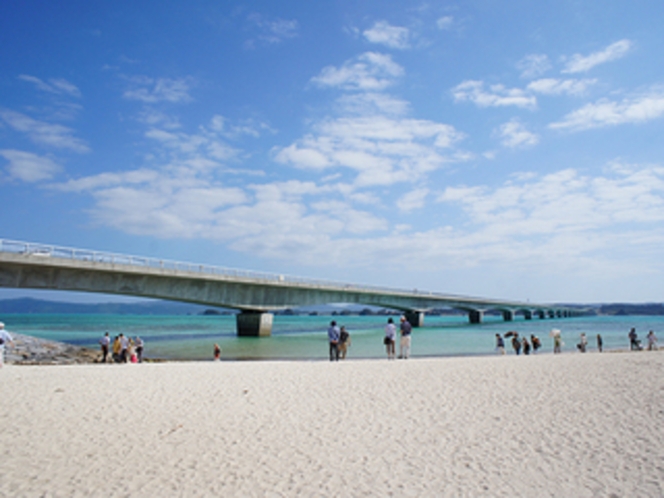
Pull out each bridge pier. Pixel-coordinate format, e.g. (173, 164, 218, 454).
(537, 310, 546, 319)
(469, 310, 483, 324)
(404, 311, 424, 327)
(523, 310, 533, 320)
(236, 311, 273, 337)
(502, 310, 515, 322)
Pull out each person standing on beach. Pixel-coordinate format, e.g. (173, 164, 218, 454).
(495, 333, 506, 355)
(551, 330, 562, 354)
(99, 332, 110, 363)
(511, 334, 521, 355)
(119, 333, 129, 363)
(213, 343, 221, 361)
(522, 336, 531, 355)
(338, 326, 351, 360)
(135, 336, 144, 363)
(328, 321, 340, 361)
(399, 316, 412, 359)
(384, 318, 397, 359)
(647, 331, 658, 351)
(577, 333, 588, 353)
(0, 322, 14, 368)
(628, 328, 640, 351)
(531, 334, 541, 353)
(597, 334, 603, 352)
(553, 335, 562, 353)
(112, 336, 122, 363)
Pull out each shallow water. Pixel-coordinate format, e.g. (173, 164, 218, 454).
(2, 313, 662, 361)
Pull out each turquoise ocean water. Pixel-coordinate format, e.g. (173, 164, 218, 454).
(2, 313, 663, 361)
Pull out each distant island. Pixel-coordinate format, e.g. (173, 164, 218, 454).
(0, 297, 663, 316)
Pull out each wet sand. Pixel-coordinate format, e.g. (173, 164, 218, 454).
(1, 352, 662, 496)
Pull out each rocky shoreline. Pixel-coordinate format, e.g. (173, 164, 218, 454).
(4, 333, 100, 365)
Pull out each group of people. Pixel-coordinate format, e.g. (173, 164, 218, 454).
(495, 332, 543, 355)
(496, 327, 659, 355)
(99, 332, 144, 363)
(327, 315, 414, 361)
(326, 321, 352, 361)
(383, 316, 412, 360)
(628, 328, 658, 351)
(497, 330, 601, 355)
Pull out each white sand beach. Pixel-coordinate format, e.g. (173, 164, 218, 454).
(1, 352, 663, 497)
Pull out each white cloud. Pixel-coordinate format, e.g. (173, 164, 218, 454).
(517, 54, 551, 79)
(56, 168, 161, 192)
(422, 165, 664, 274)
(0, 110, 89, 153)
(273, 115, 464, 187)
(0, 149, 61, 182)
(550, 87, 664, 131)
(436, 16, 454, 30)
(310, 199, 387, 233)
(526, 78, 596, 96)
(336, 92, 410, 116)
(363, 21, 410, 49)
(247, 14, 298, 44)
(208, 115, 272, 139)
(123, 76, 194, 103)
(437, 166, 664, 231)
(141, 114, 257, 163)
(496, 120, 539, 148)
(137, 109, 182, 130)
(397, 188, 429, 212)
(244, 165, 664, 273)
(311, 52, 404, 91)
(452, 80, 537, 109)
(54, 166, 249, 238)
(18, 75, 82, 98)
(562, 39, 632, 74)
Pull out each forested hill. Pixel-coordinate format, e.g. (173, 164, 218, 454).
(597, 303, 664, 316)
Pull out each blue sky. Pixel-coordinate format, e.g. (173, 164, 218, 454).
(1, 0, 663, 304)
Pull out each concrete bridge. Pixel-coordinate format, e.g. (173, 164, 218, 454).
(0, 239, 580, 336)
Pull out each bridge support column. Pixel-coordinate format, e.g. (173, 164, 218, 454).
(502, 310, 515, 322)
(537, 310, 546, 319)
(469, 310, 483, 324)
(524, 310, 533, 320)
(236, 311, 273, 337)
(404, 311, 424, 328)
